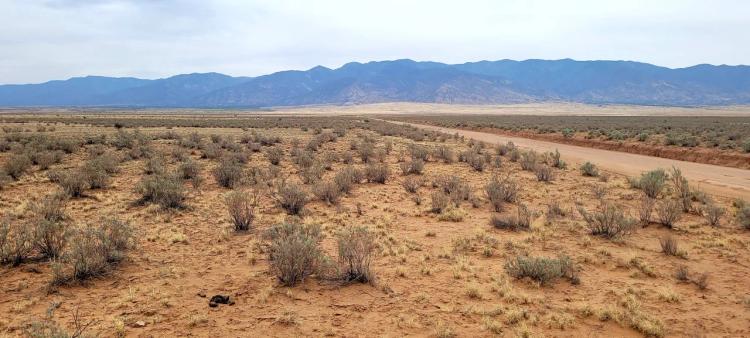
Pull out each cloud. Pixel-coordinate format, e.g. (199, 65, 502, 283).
(0, 0, 748, 84)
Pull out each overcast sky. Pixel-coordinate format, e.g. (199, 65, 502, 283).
(1, 0, 748, 84)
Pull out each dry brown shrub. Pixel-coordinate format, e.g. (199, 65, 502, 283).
(225, 190, 258, 231)
(337, 226, 376, 283)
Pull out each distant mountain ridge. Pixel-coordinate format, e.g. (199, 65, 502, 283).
(1, 59, 749, 107)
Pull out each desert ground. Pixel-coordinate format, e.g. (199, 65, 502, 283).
(389, 121, 750, 199)
(1, 111, 749, 338)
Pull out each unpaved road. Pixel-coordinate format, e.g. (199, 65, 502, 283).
(391, 121, 750, 199)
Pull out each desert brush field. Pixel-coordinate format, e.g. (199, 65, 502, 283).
(0, 113, 749, 337)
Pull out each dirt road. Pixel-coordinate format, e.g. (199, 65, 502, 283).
(392, 121, 750, 199)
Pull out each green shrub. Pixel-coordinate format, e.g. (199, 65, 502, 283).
(267, 222, 323, 286)
(580, 162, 599, 177)
(136, 173, 185, 209)
(51, 217, 135, 285)
(638, 169, 668, 198)
(547, 149, 566, 169)
(275, 181, 308, 215)
(485, 176, 519, 211)
(3, 154, 32, 180)
(178, 159, 201, 180)
(578, 203, 636, 239)
(655, 199, 682, 228)
(333, 166, 362, 194)
(520, 151, 538, 171)
(505, 255, 579, 285)
(742, 139, 750, 153)
(80, 161, 109, 189)
(213, 158, 244, 188)
(88, 152, 120, 174)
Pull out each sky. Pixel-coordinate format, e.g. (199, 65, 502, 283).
(1, 0, 748, 84)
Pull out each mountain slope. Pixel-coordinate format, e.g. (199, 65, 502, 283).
(1, 59, 749, 107)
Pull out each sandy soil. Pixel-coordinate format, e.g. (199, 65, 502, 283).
(392, 121, 750, 200)
(1, 121, 749, 338)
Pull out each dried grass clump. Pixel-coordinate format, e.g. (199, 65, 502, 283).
(30, 194, 69, 259)
(275, 181, 308, 215)
(638, 196, 656, 225)
(671, 167, 691, 212)
(438, 207, 467, 222)
(0, 218, 34, 266)
(534, 164, 555, 182)
(659, 235, 686, 258)
(80, 160, 110, 189)
(655, 199, 682, 228)
(519, 151, 538, 171)
(51, 217, 136, 285)
(266, 222, 324, 286)
(578, 203, 636, 239)
(408, 143, 430, 162)
(265, 146, 284, 165)
(365, 163, 390, 184)
(433, 145, 455, 163)
(4, 154, 32, 180)
(736, 206, 750, 230)
(178, 159, 201, 180)
(136, 173, 186, 209)
(402, 176, 422, 193)
(213, 158, 244, 188)
(337, 226, 376, 283)
(485, 176, 519, 212)
(333, 166, 363, 194)
(399, 159, 424, 175)
(505, 255, 579, 285)
(490, 204, 532, 231)
(144, 154, 166, 175)
(430, 191, 451, 214)
(225, 190, 257, 231)
(312, 180, 342, 205)
(466, 152, 486, 172)
(57, 170, 88, 198)
(703, 202, 724, 227)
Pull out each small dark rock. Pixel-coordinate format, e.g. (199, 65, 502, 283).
(209, 294, 232, 307)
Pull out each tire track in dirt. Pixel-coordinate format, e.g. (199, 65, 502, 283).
(389, 120, 750, 199)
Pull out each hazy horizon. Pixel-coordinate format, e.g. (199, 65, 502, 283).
(2, 0, 749, 84)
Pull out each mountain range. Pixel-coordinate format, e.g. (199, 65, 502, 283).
(2, 59, 749, 107)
